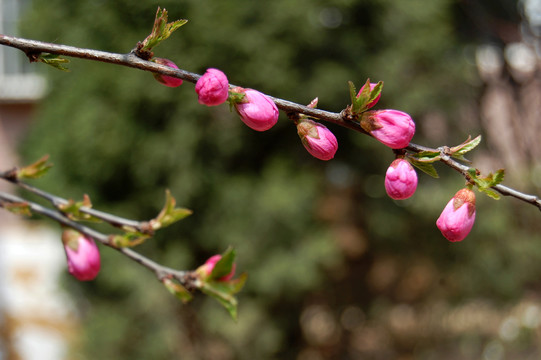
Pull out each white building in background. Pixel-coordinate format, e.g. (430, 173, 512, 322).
(0, 0, 76, 359)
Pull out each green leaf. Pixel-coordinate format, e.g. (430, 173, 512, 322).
(38, 53, 70, 71)
(451, 135, 482, 156)
(410, 150, 441, 163)
(200, 273, 247, 321)
(478, 187, 501, 200)
(57, 194, 101, 222)
(348, 80, 358, 111)
(492, 169, 505, 185)
(140, 7, 188, 53)
(162, 277, 193, 304)
(409, 158, 439, 178)
(368, 81, 383, 106)
(2, 202, 32, 217)
(109, 231, 151, 247)
(17, 155, 53, 179)
(150, 189, 192, 230)
(209, 247, 236, 280)
(468, 168, 505, 200)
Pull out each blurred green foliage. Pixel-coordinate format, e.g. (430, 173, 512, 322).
(18, 0, 541, 359)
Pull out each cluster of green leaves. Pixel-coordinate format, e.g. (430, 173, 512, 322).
(347, 79, 383, 114)
(409, 135, 482, 179)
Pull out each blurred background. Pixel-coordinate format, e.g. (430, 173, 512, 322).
(1, 0, 541, 359)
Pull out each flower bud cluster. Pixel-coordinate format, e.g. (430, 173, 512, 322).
(152, 63, 478, 243)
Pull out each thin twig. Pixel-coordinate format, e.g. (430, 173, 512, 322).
(8, 177, 150, 231)
(0, 190, 190, 282)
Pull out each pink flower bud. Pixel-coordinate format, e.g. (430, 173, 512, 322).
(233, 88, 279, 131)
(204, 255, 236, 281)
(62, 229, 101, 281)
(195, 68, 229, 106)
(384, 158, 417, 200)
(297, 119, 338, 161)
(152, 58, 183, 88)
(358, 82, 381, 110)
(361, 110, 415, 149)
(436, 188, 476, 242)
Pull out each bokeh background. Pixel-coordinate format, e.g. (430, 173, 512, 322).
(1, 0, 541, 359)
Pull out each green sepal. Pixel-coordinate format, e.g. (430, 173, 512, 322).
(227, 89, 246, 112)
(57, 194, 101, 222)
(140, 7, 188, 53)
(3, 202, 32, 217)
(409, 157, 439, 178)
(109, 231, 151, 248)
(200, 272, 248, 321)
(162, 277, 194, 304)
(150, 189, 192, 230)
(450, 135, 482, 158)
(17, 155, 53, 179)
(37, 54, 70, 71)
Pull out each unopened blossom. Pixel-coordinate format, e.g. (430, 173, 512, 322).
(358, 82, 381, 110)
(384, 158, 417, 200)
(204, 255, 236, 281)
(62, 229, 101, 281)
(195, 68, 229, 106)
(152, 58, 183, 87)
(436, 188, 476, 242)
(361, 109, 415, 149)
(297, 119, 338, 161)
(233, 88, 279, 131)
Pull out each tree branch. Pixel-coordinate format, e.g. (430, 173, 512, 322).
(0, 33, 539, 212)
(0, 190, 190, 284)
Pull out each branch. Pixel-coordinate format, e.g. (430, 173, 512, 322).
(0, 34, 539, 211)
(0, 190, 190, 283)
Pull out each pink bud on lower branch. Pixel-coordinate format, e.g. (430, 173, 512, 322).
(61, 229, 101, 281)
(360, 109, 415, 149)
(232, 88, 279, 131)
(297, 119, 338, 161)
(385, 158, 417, 200)
(204, 255, 236, 281)
(152, 58, 183, 88)
(195, 68, 229, 106)
(436, 188, 476, 242)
